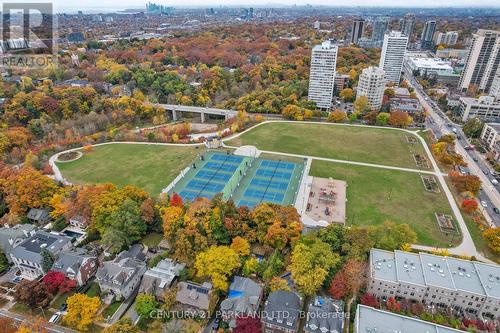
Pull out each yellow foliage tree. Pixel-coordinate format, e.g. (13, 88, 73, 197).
(269, 277, 290, 292)
(230, 236, 250, 256)
(63, 293, 101, 331)
(328, 109, 347, 123)
(195, 246, 241, 291)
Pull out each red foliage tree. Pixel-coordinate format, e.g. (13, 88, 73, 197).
(234, 316, 262, 333)
(461, 199, 478, 214)
(329, 270, 347, 300)
(386, 297, 401, 312)
(360, 293, 379, 308)
(170, 193, 184, 207)
(43, 271, 76, 294)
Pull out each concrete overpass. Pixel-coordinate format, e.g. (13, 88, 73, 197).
(156, 104, 238, 122)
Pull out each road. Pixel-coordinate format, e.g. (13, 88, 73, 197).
(404, 70, 500, 227)
(0, 309, 79, 333)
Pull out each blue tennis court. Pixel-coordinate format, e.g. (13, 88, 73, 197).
(186, 179, 225, 193)
(195, 170, 232, 182)
(243, 188, 285, 203)
(180, 190, 212, 201)
(250, 178, 289, 191)
(260, 160, 296, 170)
(211, 154, 244, 164)
(255, 169, 292, 180)
(205, 161, 238, 172)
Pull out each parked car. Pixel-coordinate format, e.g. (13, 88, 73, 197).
(493, 207, 500, 214)
(59, 303, 67, 312)
(49, 312, 62, 324)
(491, 179, 498, 185)
(481, 201, 488, 208)
(11, 276, 23, 284)
(482, 169, 488, 175)
(473, 157, 479, 162)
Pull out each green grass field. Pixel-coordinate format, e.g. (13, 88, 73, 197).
(56, 144, 200, 195)
(226, 122, 427, 168)
(310, 160, 460, 247)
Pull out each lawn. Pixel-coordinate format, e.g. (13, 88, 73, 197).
(141, 232, 163, 248)
(102, 301, 122, 319)
(50, 291, 75, 310)
(85, 282, 101, 298)
(56, 143, 200, 195)
(226, 122, 427, 168)
(310, 160, 461, 247)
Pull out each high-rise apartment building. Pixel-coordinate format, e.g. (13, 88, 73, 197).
(372, 17, 389, 42)
(434, 31, 459, 46)
(400, 13, 415, 39)
(356, 67, 386, 111)
(421, 20, 436, 49)
(308, 41, 338, 110)
(351, 18, 365, 44)
(459, 29, 500, 93)
(379, 31, 408, 84)
(491, 69, 500, 100)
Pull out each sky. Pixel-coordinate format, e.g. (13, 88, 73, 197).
(48, 0, 500, 12)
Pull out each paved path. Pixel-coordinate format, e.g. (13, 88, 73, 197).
(48, 120, 493, 263)
(224, 120, 491, 262)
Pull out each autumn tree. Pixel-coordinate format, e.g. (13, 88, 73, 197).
(14, 280, 51, 309)
(231, 236, 250, 256)
(43, 271, 76, 294)
(376, 112, 390, 126)
(483, 228, 500, 254)
(135, 293, 158, 316)
(328, 109, 347, 123)
(0, 317, 17, 333)
(389, 110, 412, 128)
(64, 293, 101, 331)
(268, 277, 290, 292)
(162, 205, 184, 240)
(170, 193, 183, 207)
(353, 96, 371, 114)
(461, 199, 478, 214)
(288, 239, 340, 295)
(368, 221, 417, 251)
(103, 318, 139, 333)
(360, 293, 379, 308)
(340, 88, 355, 102)
(449, 172, 481, 196)
(234, 316, 262, 333)
(195, 245, 241, 291)
(330, 259, 367, 300)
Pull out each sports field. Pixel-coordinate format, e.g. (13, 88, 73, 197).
(226, 122, 427, 168)
(310, 160, 460, 247)
(169, 150, 304, 207)
(56, 144, 200, 195)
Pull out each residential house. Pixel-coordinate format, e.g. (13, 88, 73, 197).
(95, 244, 147, 301)
(0, 224, 36, 263)
(10, 230, 72, 279)
(69, 215, 88, 229)
(139, 258, 186, 300)
(220, 276, 263, 329)
(304, 296, 344, 333)
(27, 208, 51, 225)
(51, 248, 98, 286)
(176, 281, 217, 316)
(261, 290, 302, 333)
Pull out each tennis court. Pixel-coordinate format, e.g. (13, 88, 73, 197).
(169, 150, 305, 208)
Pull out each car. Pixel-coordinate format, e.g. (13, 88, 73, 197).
(49, 312, 62, 324)
(491, 179, 498, 185)
(59, 303, 67, 312)
(481, 201, 488, 208)
(11, 276, 23, 284)
(483, 169, 489, 175)
(473, 157, 479, 162)
(493, 207, 500, 214)
(490, 170, 496, 176)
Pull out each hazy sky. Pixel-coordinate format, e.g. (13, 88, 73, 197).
(48, 0, 500, 12)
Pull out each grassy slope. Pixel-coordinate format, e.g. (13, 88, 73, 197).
(310, 160, 460, 247)
(56, 144, 199, 195)
(227, 122, 427, 168)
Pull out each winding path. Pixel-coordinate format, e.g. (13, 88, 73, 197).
(49, 120, 493, 263)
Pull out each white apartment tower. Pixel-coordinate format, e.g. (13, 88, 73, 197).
(308, 41, 338, 110)
(356, 67, 386, 111)
(490, 68, 500, 101)
(459, 29, 500, 93)
(434, 31, 459, 46)
(379, 31, 408, 84)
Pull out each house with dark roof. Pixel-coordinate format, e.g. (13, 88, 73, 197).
(96, 244, 147, 301)
(27, 208, 51, 225)
(0, 224, 36, 263)
(51, 248, 97, 286)
(10, 230, 72, 279)
(304, 296, 344, 333)
(176, 281, 218, 316)
(139, 258, 185, 300)
(220, 276, 263, 329)
(261, 290, 302, 333)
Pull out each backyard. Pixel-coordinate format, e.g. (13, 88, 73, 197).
(56, 143, 200, 195)
(310, 160, 460, 247)
(226, 122, 427, 168)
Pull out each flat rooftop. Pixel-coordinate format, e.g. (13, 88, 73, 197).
(355, 305, 466, 333)
(370, 249, 500, 298)
(407, 57, 453, 70)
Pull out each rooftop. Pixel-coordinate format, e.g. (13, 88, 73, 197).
(355, 305, 466, 333)
(370, 249, 500, 299)
(305, 296, 344, 333)
(262, 290, 302, 330)
(486, 123, 500, 133)
(407, 57, 453, 71)
(11, 230, 71, 264)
